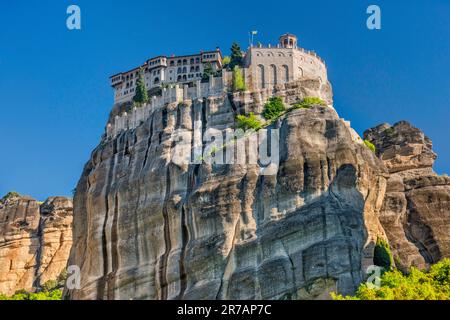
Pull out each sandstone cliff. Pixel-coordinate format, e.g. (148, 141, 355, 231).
(0, 194, 73, 296)
(67, 79, 392, 300)
(364, 121, 450, 271)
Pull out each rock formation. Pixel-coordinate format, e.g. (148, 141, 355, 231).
(364, 121, 450, 270)
(0, 193, 73, 296)
(67, 79, 392, 300)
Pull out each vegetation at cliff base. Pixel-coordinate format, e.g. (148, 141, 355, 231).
(236, 113, 263, 131)
(133, 69, 149, 105)
(263, 97, 286, 120)
(232, 66, 246, 92)
(0, 289, 62, 300)
(332, 258, 450, 300)
(364, 139, 376, 153)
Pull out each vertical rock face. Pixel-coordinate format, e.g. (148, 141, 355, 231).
(364, 121, 450, 270)
(0, 194, 73, 296)
(67, 80, 390, 300)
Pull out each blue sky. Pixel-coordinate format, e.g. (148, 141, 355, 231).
(0, 0, 449, 200)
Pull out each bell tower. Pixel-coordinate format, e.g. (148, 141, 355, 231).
(279, 33, 297, 48)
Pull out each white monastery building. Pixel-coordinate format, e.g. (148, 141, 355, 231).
(110, 33, 328, 104)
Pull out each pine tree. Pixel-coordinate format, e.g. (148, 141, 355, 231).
(229, 42, 243, 69)
(133, 69, 149, 106)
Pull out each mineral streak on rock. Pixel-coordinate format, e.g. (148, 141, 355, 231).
(364, 121, 450, 271)
(0, 195, 73, 296)
(67, 79, 390, 300)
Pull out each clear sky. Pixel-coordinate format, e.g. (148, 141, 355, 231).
(0, 0, 449, 200)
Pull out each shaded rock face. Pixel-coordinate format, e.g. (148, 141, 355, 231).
(364, 121, 450, 270)
(67, 80, 389, 300)
(0, 195, 73, 295)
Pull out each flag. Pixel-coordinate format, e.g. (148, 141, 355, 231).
(251, 31, 258, 35)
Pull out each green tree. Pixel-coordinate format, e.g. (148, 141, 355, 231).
(263, 97, 285, 120)
(132, 69, 149, 106)
(202, 62, 214, 81)
(332, 259, 450, 300)
(374, 238, 394, 270)
(229, 42, 243, 69)
(232, 66, 246, 92)
(222, 56, 231, 69)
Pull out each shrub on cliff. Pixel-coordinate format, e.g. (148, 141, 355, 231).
(232, 66, 246, 92)
(263, 97, 285, 120)
(374, 238, 394, 271)
(332, 259, 450, 300)
(133, 69, 149, 105)
(291, 97, 326, 109)
(236, 113, 262, 131)
(364, 139, 376, 153)
(1, 191, 20, 202)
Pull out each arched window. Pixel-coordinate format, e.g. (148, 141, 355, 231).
(177, 75, 182, 81)
(170, 61, 175, 66)
(154, 77, 160, 84)
(282, 65, 289, 83)
(298, 67, 304, 78)
(258, 64, 265, 89)
(190, 58, 194, 64)
(177, 67, 182, 74)
(195, 66, 200, 72)
(177, 60, 182, 65)
(182, 75, 187, 81)
(182, 67, 187, 73)
(190, 66, 195, 72)
(183, 59, 187, 65)
(270, 64, 277, 85)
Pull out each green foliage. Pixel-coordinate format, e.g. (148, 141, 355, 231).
(364, 139, 376, 153)
(291, 97, 326, 110)
(222, 56, 231, 69)
(202, 62, 214, 81)
(332, 259, 450, 300)
(236, 113, 263, 131)
(229, 42, 243, 69)
(232, 66, 246, 92)
(374, 238, 394, 270)
(132, 69, 149, 105)
(1, 191, 20, 202)
(263, 97, 285, 120)
(0, 289, 62, 300)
